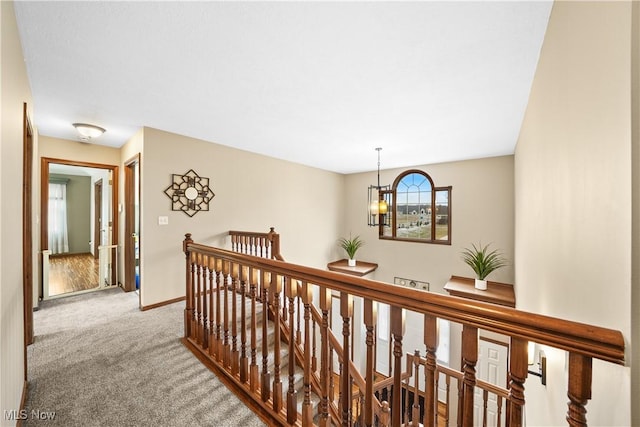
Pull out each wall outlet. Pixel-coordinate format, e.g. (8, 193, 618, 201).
(158, 216, 169, 225)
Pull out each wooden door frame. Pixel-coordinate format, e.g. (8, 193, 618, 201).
(93, 179, 103, 259)
(23, 103, 34, 379)
(124, 154, 140, 295)
(41, 157, 119, 295)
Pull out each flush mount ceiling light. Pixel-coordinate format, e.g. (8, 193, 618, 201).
(72, 123, 106, 141)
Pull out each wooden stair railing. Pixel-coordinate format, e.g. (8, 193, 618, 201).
(182, 232, 625, 427)
(230, 229, 374, 425)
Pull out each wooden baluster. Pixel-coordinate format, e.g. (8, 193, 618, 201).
(240, 266, 249, 383)
(424, 314, 438, 427)
(461, 325, 478, 427)
(195, 254, 203, 345)
(183, 234, 194, 339)
(508, 337, 527, 427)
(261, 271, 271, 403)
(215, 259, 223, 362)
(249, 268, 259, 392)
(338, 361, 344, 417)
(190, 253, 197, 340)
(457, 375, 464, 427)
(444, 375, 452, 427)
(482, 389, 488, 427)
(404, 369, 410, 425)
(312, 320, 318, 372)
(329, 348, 335, 410)
(390, 306, 405, 427)
(296, 297, 302, 345)
(497, 396, 503, 427)
(364, 299, 376, 427)
(222, 260, 231, 368)
(566, 353, 592, 427)
(207, 256, 216, 357)
(319, 287, 332, 427)
(286, 278, 298, 424)
(272, 274, 283, 413)
(434, 369, 440, 426)
(201, 255, 209, 350)
(231, 263, 239, 375)
(412, 351, 421, 426)
(301, 282, 313, 426)
(341, 292, 354, 427)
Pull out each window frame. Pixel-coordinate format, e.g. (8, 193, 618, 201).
(378, 169, 452, 245)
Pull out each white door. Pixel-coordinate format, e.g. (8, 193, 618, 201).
(474, 336, 508, 426)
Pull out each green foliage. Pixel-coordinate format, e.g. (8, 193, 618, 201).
(461, 242, 507, 280)
(338, 234, 364, 259)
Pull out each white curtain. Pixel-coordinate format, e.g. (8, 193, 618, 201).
(49, 182, 69, 254)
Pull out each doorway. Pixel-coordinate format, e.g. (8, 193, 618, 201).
(40, 158, 119, 300)
(124, 154, 140, 302)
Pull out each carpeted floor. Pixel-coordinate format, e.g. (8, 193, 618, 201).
(25, 288, 265, 426)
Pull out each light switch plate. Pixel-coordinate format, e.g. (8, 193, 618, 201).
(158, 216, 169, 225)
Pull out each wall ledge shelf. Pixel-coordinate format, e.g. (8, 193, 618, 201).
(327, 259, 378, 277)
(444, 275, 515, 308)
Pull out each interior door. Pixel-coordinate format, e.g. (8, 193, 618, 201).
(474, 336, 508, 426)
(124, 154, 140, 298)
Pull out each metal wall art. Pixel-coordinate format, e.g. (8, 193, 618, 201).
(164, 169, 215, 217)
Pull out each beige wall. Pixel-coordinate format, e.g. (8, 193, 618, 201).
(632, 3, 640, 425)
(39, 135, 121, 166)
(515, 1, 633, 425)
(137, 127, 344, 307)
(1, 1, 33, 424)
(343, 155, 515, 292)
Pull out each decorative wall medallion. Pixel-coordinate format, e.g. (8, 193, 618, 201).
(164, 169, 215, 217)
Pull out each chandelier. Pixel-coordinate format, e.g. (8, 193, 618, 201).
(367, 147, 390, 227)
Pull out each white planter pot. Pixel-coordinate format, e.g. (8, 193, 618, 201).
(348, 258, 356, 267)
(475, 279, 487, 290)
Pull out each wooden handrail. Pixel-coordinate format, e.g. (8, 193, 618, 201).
(183, 232, 625, 427)
(188, 241, 624, 364)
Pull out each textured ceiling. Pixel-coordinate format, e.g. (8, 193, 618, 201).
(14, 1, 552, 174)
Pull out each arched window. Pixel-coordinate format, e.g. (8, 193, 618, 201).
(379, 169, 451, 244)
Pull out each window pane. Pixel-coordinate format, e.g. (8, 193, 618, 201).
(435, 189, 449, 241)
(396, 172, 432, 239)
(382, 191, 393, 237)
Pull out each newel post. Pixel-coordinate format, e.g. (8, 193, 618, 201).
(183, 233, 194, 338)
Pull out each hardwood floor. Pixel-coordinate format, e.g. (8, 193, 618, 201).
(48, 253, 99, 296)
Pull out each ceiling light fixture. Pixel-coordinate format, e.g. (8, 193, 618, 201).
(72, 123, 106, 141)
(367, 147, 390, 227)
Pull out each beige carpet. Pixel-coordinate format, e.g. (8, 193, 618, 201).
(25, 287, 265, 427)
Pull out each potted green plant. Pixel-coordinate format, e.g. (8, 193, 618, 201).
(461, 242, 507, 290)
(338, 234, 364, 267)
